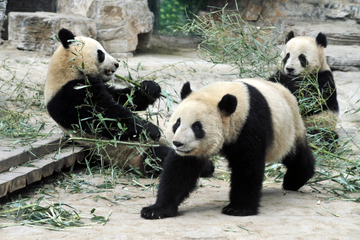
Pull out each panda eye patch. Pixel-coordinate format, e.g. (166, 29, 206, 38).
(192, 121, 205, 139)
(299, 54, 308, 67)
(283, 53, 290, 64)
(97, 50, 105, 63)
(173, 118, 181, 133)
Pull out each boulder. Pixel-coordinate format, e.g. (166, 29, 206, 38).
(326, 45, 360, 71)
(87, 0, 154, 56)
(0, 0, 7, 44)
(8, 12, 96, 52)
(57, 0, 93, 17)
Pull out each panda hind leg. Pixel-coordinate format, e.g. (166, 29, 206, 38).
(282, 139, 315, 191)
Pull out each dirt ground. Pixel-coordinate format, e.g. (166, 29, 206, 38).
(0, 42, 359, 239)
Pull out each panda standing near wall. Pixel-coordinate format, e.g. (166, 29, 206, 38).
(141, 79, 315, 219)
(269, 31, 339, 146)
(44, 28, 171, 172)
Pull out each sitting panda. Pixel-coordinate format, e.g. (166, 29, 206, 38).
(44, 28, 170, 172)
(269, 31, 339, 145)
(141, 79, 315, 219)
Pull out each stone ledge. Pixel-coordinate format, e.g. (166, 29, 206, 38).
(8, 11, 96, 52)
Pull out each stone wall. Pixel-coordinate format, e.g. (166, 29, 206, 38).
(0, 0, 7, 44)
(5, 0, 154, 55)
(208, 0, 360, 24)
(8, 12, 96, 52)
(86, 0, 153, 57)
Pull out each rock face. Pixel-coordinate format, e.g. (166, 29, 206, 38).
(7, 0, 154, 54)
(56, 0, 93, 17)
(86, 0, 154, 57)
(8, 12, 96, 52)
(0, 0, 7, 44)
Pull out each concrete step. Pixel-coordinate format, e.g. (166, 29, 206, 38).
(0, 136, 87, 198)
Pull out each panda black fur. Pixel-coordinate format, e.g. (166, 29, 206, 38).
(141, 79, 315, 219)
(269, 31, 339, 142)
(45, 28, 170, 171)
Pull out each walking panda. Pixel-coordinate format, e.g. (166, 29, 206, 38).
(141, 79, 315, 219)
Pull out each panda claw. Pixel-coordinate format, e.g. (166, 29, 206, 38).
(222, 204, 258, 216)
(141, 204, 177, 220)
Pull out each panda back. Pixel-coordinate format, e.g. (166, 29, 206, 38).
(239, 79, 306, 163)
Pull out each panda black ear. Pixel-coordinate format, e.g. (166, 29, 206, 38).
(180, 82, 192, 100)
(285, 31, 295, 44)
(316, 32, 327, 48)
(218, 94, 237, 117)
(58, 28, 75, 49)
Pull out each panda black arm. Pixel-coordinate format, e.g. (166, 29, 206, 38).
(317, 70, 339, 112)
(52, 78, 161, 141)
(89, 82, 161, 140)
(268, 70, 298, 95)
(141, 150, 203, 219)
(106, 80, 161, 111)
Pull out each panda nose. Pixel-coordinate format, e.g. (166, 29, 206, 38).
(286, 67, 295, 73)
(173, 141, 184, 147)
(114, 62, 119, 69)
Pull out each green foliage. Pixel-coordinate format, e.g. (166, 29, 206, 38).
(180, 8, 281, 78)
(159, 0, 207, 35)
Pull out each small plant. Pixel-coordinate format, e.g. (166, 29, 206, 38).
(180, 7, 282, 78)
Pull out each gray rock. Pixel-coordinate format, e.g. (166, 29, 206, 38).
(87, 0, 154, 56)
(326, 45, 360, 71)
(0, 0, 8, 44)
(8, 12, 96, 52)
(57, 0, 93, 17)
(333, 71, 360, 122)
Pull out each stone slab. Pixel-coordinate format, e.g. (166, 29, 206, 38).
(0, 134, 63, 174)
(0, 145, 86, 197)
(8, 11, 96, 52)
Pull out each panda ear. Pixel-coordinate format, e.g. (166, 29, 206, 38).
(316, 32, 327, 48)
(180, 82, 192, 100)
(58, 28, 75, 49)
(285, 31, 295, 44)
(218, 94, 237, 117)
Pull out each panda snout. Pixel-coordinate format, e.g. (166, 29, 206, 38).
(173, 141, 184, 147)
(114, 62, 119, 69)
(286, 67, 295, 74)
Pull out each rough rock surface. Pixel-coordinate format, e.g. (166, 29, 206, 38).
(56, 0, 93, 17)
(86, 0, 154, 57)
(0, 0, 7, 44)
(8, 12, 96, 52)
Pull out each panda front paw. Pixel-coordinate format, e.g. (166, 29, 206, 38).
(222, 203, 258, 216)
(141, 204, 178, 220)
(141, 81, 161, 100)
(137, 120, 161, 141)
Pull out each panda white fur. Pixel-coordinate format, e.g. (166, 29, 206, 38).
(269, 31, 339, 143)
(45, 28, 170, 171)
(141, 79, 315, 219)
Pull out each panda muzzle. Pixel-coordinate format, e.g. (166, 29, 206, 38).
(105, 69, 115, 76)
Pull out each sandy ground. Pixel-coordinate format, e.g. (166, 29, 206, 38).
(0, 42, 360, 239)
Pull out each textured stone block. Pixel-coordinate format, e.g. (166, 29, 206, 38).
(8, 11, 96, 52)
(87, 0, 154, 56)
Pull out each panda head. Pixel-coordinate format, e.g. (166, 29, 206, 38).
(165, 82, 238, 157)
(45, 28, 119, 104)
(281, 31, 330, 76)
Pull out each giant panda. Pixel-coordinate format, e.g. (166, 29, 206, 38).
(44, 28, 170, 172)
(141, 79, 315, 219)
(269, 31, 339, 145)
